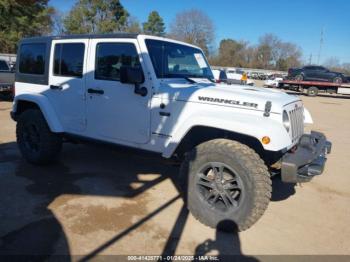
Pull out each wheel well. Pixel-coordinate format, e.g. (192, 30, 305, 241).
(174, 126, 282, 166)
(15, 100, 40, 116)
(174, 126, 265, 159)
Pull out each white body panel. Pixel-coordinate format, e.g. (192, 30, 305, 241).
(84, 38, 151, 144)
(48, 38, 89, 133)
(13, 35, 310, 158)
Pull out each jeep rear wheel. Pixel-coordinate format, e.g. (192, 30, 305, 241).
(180, 139, 272, 231)
(16, 109, 62, 165)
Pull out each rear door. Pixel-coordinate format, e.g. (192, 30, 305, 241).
(46, 39, 88, 133)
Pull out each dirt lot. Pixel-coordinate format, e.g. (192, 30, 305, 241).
(0, 91, 350, 260)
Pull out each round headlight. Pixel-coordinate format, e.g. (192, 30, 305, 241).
(282, 110, 290, 132)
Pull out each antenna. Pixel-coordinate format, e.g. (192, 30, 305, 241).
(317, 27, 324, 65)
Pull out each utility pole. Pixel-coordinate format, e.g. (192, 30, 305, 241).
(317, 27, 324, 65)
(309, 53, 313, 65)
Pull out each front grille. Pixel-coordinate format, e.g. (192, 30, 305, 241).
(289, 106, 304, 142)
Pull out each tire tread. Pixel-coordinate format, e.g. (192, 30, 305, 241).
(180, 138, 272, 231)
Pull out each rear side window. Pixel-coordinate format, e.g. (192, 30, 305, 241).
(19, 43, 46, 75)
(0, 60, 9, 71)
(304, 66, 316, 71)
(54, 43, 85, 77)
(95, 43, 140, 81)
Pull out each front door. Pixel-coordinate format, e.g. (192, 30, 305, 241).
(85, 38, 151, 144)
(47, 39, 88, 133)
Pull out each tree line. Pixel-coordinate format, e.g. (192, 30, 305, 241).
(0, 0, 166, 53)
(1, 0, 349, 73)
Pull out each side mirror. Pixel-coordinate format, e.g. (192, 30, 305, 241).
(120, 65, 144, 85)
(120, 66, 147, 97)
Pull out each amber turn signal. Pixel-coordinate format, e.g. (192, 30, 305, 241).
(262, 136, 271, 144)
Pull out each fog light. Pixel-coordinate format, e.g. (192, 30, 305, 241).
(262, 136, 271, 144)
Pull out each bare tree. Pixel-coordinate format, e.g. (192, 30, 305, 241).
(253, 33, 302, 70)
(51, 9, 65, 35)
(323, 57, 350, 75)
(125, 16, 142, 33)
(210, 33, 302, 71)
(324, 57, 340, 68)
(169, 9, 215, 55)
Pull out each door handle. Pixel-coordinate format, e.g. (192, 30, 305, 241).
(87, 88, 104, 95)
(50, 85, 62, 90)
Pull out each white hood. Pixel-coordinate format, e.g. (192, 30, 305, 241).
(156, 79, 300, 113)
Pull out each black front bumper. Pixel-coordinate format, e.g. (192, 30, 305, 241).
(281, 131, 332, 183)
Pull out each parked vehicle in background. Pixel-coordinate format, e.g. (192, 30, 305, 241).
(0, 59, 15, 98)
(278, 78, 350, 96)
(212, 69, 228, 84)
(257, 72, 268, 80)
(0, 59, 15, 84)
(11, 33, 331, 232)
(264, 74, 284, 88)
(249, 72, 260, 80)
(226, 68, 254, 85)
(288, 65, 347, 84)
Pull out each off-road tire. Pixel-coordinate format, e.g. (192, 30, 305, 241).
(179, 139, 272, 232)
(307, 86, 318, 97)
(16, 109, 62, 165)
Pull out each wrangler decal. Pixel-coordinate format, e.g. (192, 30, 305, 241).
(198, 96, 258, 108)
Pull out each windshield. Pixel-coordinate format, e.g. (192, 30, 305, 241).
(145, 39, 213, 79)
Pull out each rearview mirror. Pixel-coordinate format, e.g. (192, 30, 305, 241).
(120, 66, 144, 84)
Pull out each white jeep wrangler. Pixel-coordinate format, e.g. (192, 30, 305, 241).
(11, 34, 331, 231)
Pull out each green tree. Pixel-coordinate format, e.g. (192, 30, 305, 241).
(143, 11, 165, 36)
(216, 39, 248, 67)
(0, 0, 54, 53)
(111, 0, 129, 31)
(64, 0, 129, 34)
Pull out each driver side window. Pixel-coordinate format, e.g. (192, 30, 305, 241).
(95, 43, 141, 81)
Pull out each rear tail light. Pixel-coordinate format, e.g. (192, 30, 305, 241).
(216, 79, 221, 83)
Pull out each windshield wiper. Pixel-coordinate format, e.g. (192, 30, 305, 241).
(161, 73, 215, 83)
(184, 77, 196, 83)
(185, 75, 215, 83)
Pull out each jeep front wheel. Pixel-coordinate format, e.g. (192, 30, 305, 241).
(16, 109, 62, 165)
(180, 139, 272, 231)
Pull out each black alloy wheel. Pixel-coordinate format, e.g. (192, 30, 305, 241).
(195, 162, 244, 213)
